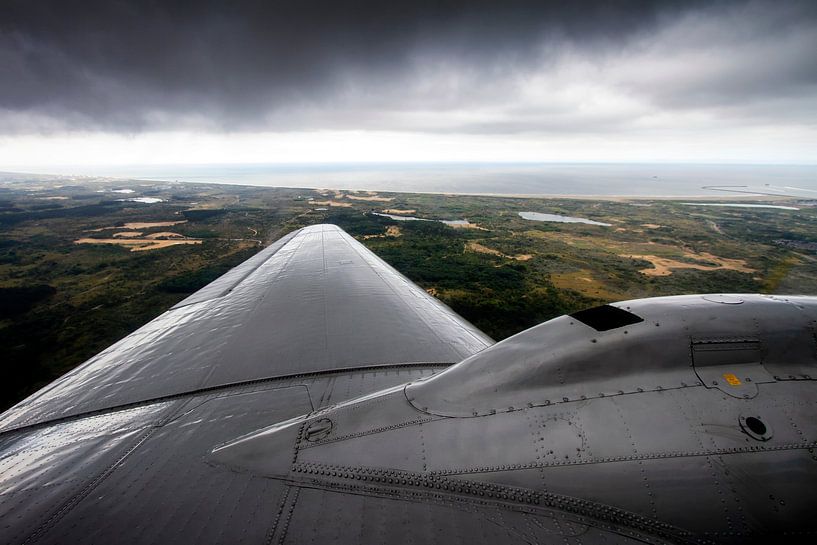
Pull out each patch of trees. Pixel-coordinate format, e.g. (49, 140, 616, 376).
(0, 201, 126, 226)
(182, 209, 227, 221)
(325, 210, 387, 237)
(157, 247, 258, 294)
(0, 285, 57, 318)
(361, 220, 593, 340)
(648, 269, 760, 295)
(442, 285, 582, 341)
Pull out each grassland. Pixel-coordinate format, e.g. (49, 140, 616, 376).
(1, 173, 816, 410)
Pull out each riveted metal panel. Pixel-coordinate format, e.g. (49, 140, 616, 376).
(407, 295, 817, 417)
(692, 338, 775, 397)
(0, 367, 442, 545)
(280, 484, 666, 544)
(0, 402, 175, 545)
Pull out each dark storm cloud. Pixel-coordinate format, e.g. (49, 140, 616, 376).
(611, 2, 817, 109)
(0, 0, 814, 134)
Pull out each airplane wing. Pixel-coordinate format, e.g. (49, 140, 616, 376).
(0, 224, 491, 432)
(1, 224, 816, 544)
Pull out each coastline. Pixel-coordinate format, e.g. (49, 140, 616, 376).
(1, 168, 809, 202)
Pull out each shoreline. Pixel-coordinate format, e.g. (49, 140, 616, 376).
(1, 169, 807, 202)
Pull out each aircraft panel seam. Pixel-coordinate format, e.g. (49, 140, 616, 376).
(426, 440, 817, 475)
(0, 362, 450, 437)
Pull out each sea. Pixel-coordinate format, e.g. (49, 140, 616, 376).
(46, 163, 817, 198)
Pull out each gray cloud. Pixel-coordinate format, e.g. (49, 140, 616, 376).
(0, 0, 815, 135)
(612, 2, 817, 112)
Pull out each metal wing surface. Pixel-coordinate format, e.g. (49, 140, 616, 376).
(0, 224, 491, 432)
(3, 224, 816, 545)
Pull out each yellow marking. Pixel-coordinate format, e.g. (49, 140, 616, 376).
(723, 373, 742, 386)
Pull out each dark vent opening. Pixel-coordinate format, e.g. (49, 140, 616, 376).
(745, 417, 766, 436)
(570, 305, 644, 332)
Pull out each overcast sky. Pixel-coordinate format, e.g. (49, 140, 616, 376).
(1, 0, 815, 166)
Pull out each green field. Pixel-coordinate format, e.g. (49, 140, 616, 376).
(2, 174, 816, 410)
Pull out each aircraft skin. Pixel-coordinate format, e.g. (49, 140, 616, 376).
(0, 223, 815, 544)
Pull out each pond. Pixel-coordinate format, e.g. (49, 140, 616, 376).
(518, 211, 611, 226)
(372, 212, 467, 225)
(118, 197, 164, 204)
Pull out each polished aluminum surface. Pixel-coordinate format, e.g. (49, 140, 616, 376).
(1, 225, 815, 544)
(407, 294, 817, 416)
